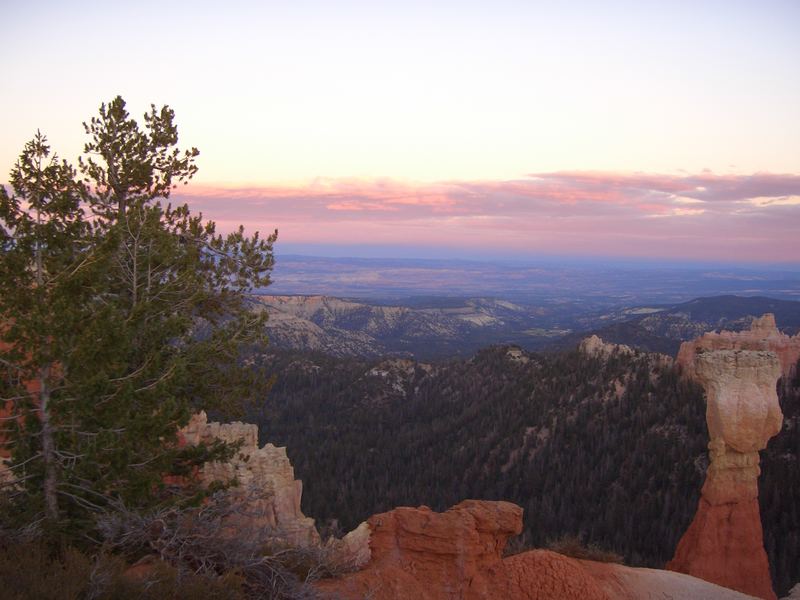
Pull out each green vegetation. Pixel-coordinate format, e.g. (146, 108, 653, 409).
(255, 346, 800, 596)
(0, 539, 244, 600)
(0, 97, 275, 540)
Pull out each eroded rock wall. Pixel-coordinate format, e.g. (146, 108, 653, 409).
(580, 334, 634, 358)
(318, 500, 756, 600)
(179, 411, 320, 547)
(677, 314, 800, 381)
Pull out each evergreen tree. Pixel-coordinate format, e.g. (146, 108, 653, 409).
(0, 132, 89, 525)
(0, 97, 276, 540)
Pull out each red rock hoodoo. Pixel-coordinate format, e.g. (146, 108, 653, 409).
(668, 314, 789, 600)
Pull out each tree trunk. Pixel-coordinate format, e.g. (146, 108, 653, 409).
(39, 364, 59, 524)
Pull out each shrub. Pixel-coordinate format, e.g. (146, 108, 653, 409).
(547, 534, 624, 564)
(0, 539, 244, 600)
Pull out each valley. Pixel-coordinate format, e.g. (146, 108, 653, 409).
(255, 293, 800, 358)
(250, 340, 800, 596)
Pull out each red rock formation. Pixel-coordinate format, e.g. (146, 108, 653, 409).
(317, 500, 608, 600)
(319, 501, 756, 600)
(677, 314, 800, 381)
(668, 348, 782, 600)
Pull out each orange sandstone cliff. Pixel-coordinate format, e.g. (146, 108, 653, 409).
(317, 500, 756, 600)
(668, 314, 791, 600)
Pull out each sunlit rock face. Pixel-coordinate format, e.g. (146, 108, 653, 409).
(317, 499, 609, 600)
(318, 500, 756, 600)
(677, 314, 800, 382)
(697, 350, 783, 459)
(580, 334, 634, 359)
(668, 348, 782, 600)
(179, 411, 320, 547)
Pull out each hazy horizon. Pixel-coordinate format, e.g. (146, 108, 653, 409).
(3, 1, 799, 264)
(263, 254, 800, 304)
(272, 246, 800, 269)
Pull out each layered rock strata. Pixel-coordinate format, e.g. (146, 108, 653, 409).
(179, 411, 319, 546)
(318, 500, 756, 600)
(677, 314, 800, 381)
(668, 349, 782, 600)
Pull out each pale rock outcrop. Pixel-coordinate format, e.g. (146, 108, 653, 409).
(580, 560, 758, 600)
(179, 411, 319, 547)
(580, 335, 634, 359)
(696, 351, 783, 459)
(668, 349, 782, 600)
(318, 500, 756, 600)
(324, 521, 372, 571)
(677, 314, 800, 381)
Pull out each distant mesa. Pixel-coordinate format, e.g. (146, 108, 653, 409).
(255, 293, 800, 360)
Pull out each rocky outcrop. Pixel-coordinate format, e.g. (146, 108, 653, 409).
(178, 412, 319, 547)
(319, 500, 756, 600)
(325, 521, 372, 571)
(580, 335, 634, 358)
(580, 560, 759, 600)
(677, 313, 800, 381)
(668, 348, 783, 600)
(317, 500, 606, 600)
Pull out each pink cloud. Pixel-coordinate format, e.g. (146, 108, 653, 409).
(173, 171, 800, 263)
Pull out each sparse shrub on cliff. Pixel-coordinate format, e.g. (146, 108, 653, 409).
(0, 540, 91, 600)
(546, 534, 624, 564)
(0, 538, 244, 600)
(502, 530, 534, 557)
(96, 487, 327, 599)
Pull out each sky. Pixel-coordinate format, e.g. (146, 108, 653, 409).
(2, 0, 799, 264)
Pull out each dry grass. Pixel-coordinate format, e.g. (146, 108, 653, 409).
(547, 534, 624, 564)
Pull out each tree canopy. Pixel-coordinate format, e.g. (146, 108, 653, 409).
(0, 96, 277, 541)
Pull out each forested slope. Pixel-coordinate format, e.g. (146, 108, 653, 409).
(250, 346, 800, 595)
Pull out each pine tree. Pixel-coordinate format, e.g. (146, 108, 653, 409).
(0, 97, 277, 540)
(0, 132, 89, 526)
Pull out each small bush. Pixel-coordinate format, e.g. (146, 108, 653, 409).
(547, 534, 624, 564)
(94, 558, 244, 600)
(0, 541, 91, 600)
(502, 531, 535, 557)
(0, 539, 244, 600)
(97, 489, 325, 599)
